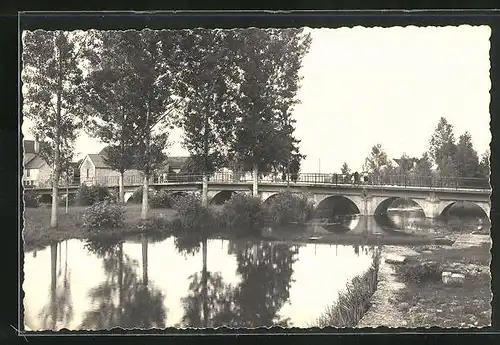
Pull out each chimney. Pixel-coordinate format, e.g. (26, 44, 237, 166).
(34, 140, 39, 153)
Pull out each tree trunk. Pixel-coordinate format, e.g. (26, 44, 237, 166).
(142, 235, 148, 286)
(141, 175, 149, 220)
(119, 172, 125, 204)
(202, 238, 208, 327)
(50, 243, 57, 330)
(50, 109, 61, 228)
(118, 242, 123, 322)
(201, 174, 208, 207)
(252, 163, 259, 197)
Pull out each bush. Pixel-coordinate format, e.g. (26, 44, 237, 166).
(58, 193, 76, 207)
(128, 186, 154, 204)
(395, 260, 442, 284)
(149, 190, 173, 209)
(172, 193, 215, 232)
(82, 199, 125, 231)
(137, 214, 172, 232)
(264, 192, 315, 226)
(221, 194, 264, 235)
(75, 184, 112, 206)
(24, 191, 40, 208)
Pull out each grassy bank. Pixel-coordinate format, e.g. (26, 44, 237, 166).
(23, 204, 177, 251)
(391, 243, 491, 327)
(311, 249, 381, 328)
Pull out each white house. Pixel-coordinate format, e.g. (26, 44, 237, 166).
(23, 140, 51, 187)
(79, 152, 143, 186)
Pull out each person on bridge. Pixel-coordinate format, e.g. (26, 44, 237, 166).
(353, 171, 360, 184)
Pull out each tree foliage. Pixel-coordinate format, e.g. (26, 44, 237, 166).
(428, 117, 457, 173)
(176, 29, 240, 175)
(413, 152, 433, 177)
(454, 131, 480, 177)
(478, 150, 490, 178)
(22, 30, 92, 227)
(83, 31, 139, 176)
(363, 143, 391, 178)
(341, 162, 351, 176)
(230, 28, 311, 176)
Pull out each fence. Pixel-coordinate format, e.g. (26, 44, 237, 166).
(28, 172, 491, 191)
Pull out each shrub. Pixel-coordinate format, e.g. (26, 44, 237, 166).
(264, 192, 315, 226)
(149, 190, 173, 209)
(82, 199, 125, 231)
(312, 249, 381, 327)
(75, 184, 112, 206)
(172, 193, 215, 232)
(221, 194, 264, 235)
(58, 193, 76, 207)
(128, 186, 154, 204)
(137, 214, 172, 232)
(395, 260, 442, 284)
(24, 191, 40, 208)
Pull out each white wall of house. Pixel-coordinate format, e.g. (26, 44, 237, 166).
(94, 168, 143, 185)
(23, 164, 51, 187)
(80, 156, 96, 184)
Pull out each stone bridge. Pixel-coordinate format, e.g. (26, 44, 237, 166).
(29, 179, 491, 219)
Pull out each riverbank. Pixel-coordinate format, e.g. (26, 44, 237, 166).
(22, 205, 178, 251)
(23, 204, 467, 252)
(358, 238, 491, 328)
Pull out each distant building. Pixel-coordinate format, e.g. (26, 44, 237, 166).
(22, 139, 51, 187)
(79, 146, 189, 185)
(162, 156, 189, 175)
(79, 152, 143, 186)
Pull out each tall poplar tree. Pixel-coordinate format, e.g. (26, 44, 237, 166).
(176, 29, 240, 206)
(119, 29, 182, 219)
(231, 28, 311, 196)
(22, 30, 90, 228)
(428, 117, 457, 175)
(83, 31, 139, 203)
(454, 131, 479, 177)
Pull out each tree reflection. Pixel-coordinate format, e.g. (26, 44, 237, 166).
(178, 235, 236, 328)
(80, 236, 167, 329)
(178, 233, 299, 328)
(228, 242, 298, 327)
(38, 242, 74, 330)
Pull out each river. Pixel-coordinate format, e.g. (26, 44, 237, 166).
(23, 206, 488, 330)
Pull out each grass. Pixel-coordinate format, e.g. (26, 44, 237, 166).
(311, 249, 381, 328)
(392, 243, 491, 327)
(22, 204, 177, 251)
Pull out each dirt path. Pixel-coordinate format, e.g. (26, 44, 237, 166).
(357, 246, 418, 328)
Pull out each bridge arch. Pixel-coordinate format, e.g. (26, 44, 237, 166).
(315, 195, 361, 219)
(373, 197, 427, 218)
(209, 190, 238, 205)
(170, 191, 191, 201)
(438, 201, 491, 220)
(124, 192, 134, 203)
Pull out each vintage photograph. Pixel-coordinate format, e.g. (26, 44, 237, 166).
(21, 25, 491, 330)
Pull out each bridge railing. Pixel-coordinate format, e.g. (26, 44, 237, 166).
(27, 172, 491, 191)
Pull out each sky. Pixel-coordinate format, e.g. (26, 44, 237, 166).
(22, 25, 492, 173)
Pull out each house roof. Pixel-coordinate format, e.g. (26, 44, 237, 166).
(25, 155, 47, 169)
(87, 154, 110, 169)
(23, 153, 36, 166)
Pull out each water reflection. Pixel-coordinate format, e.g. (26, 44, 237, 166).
(316, 206, 488, 235)
(38, 242, 74, 330)
(24, 235, 373, 329)
(80, 236, 167, 330)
